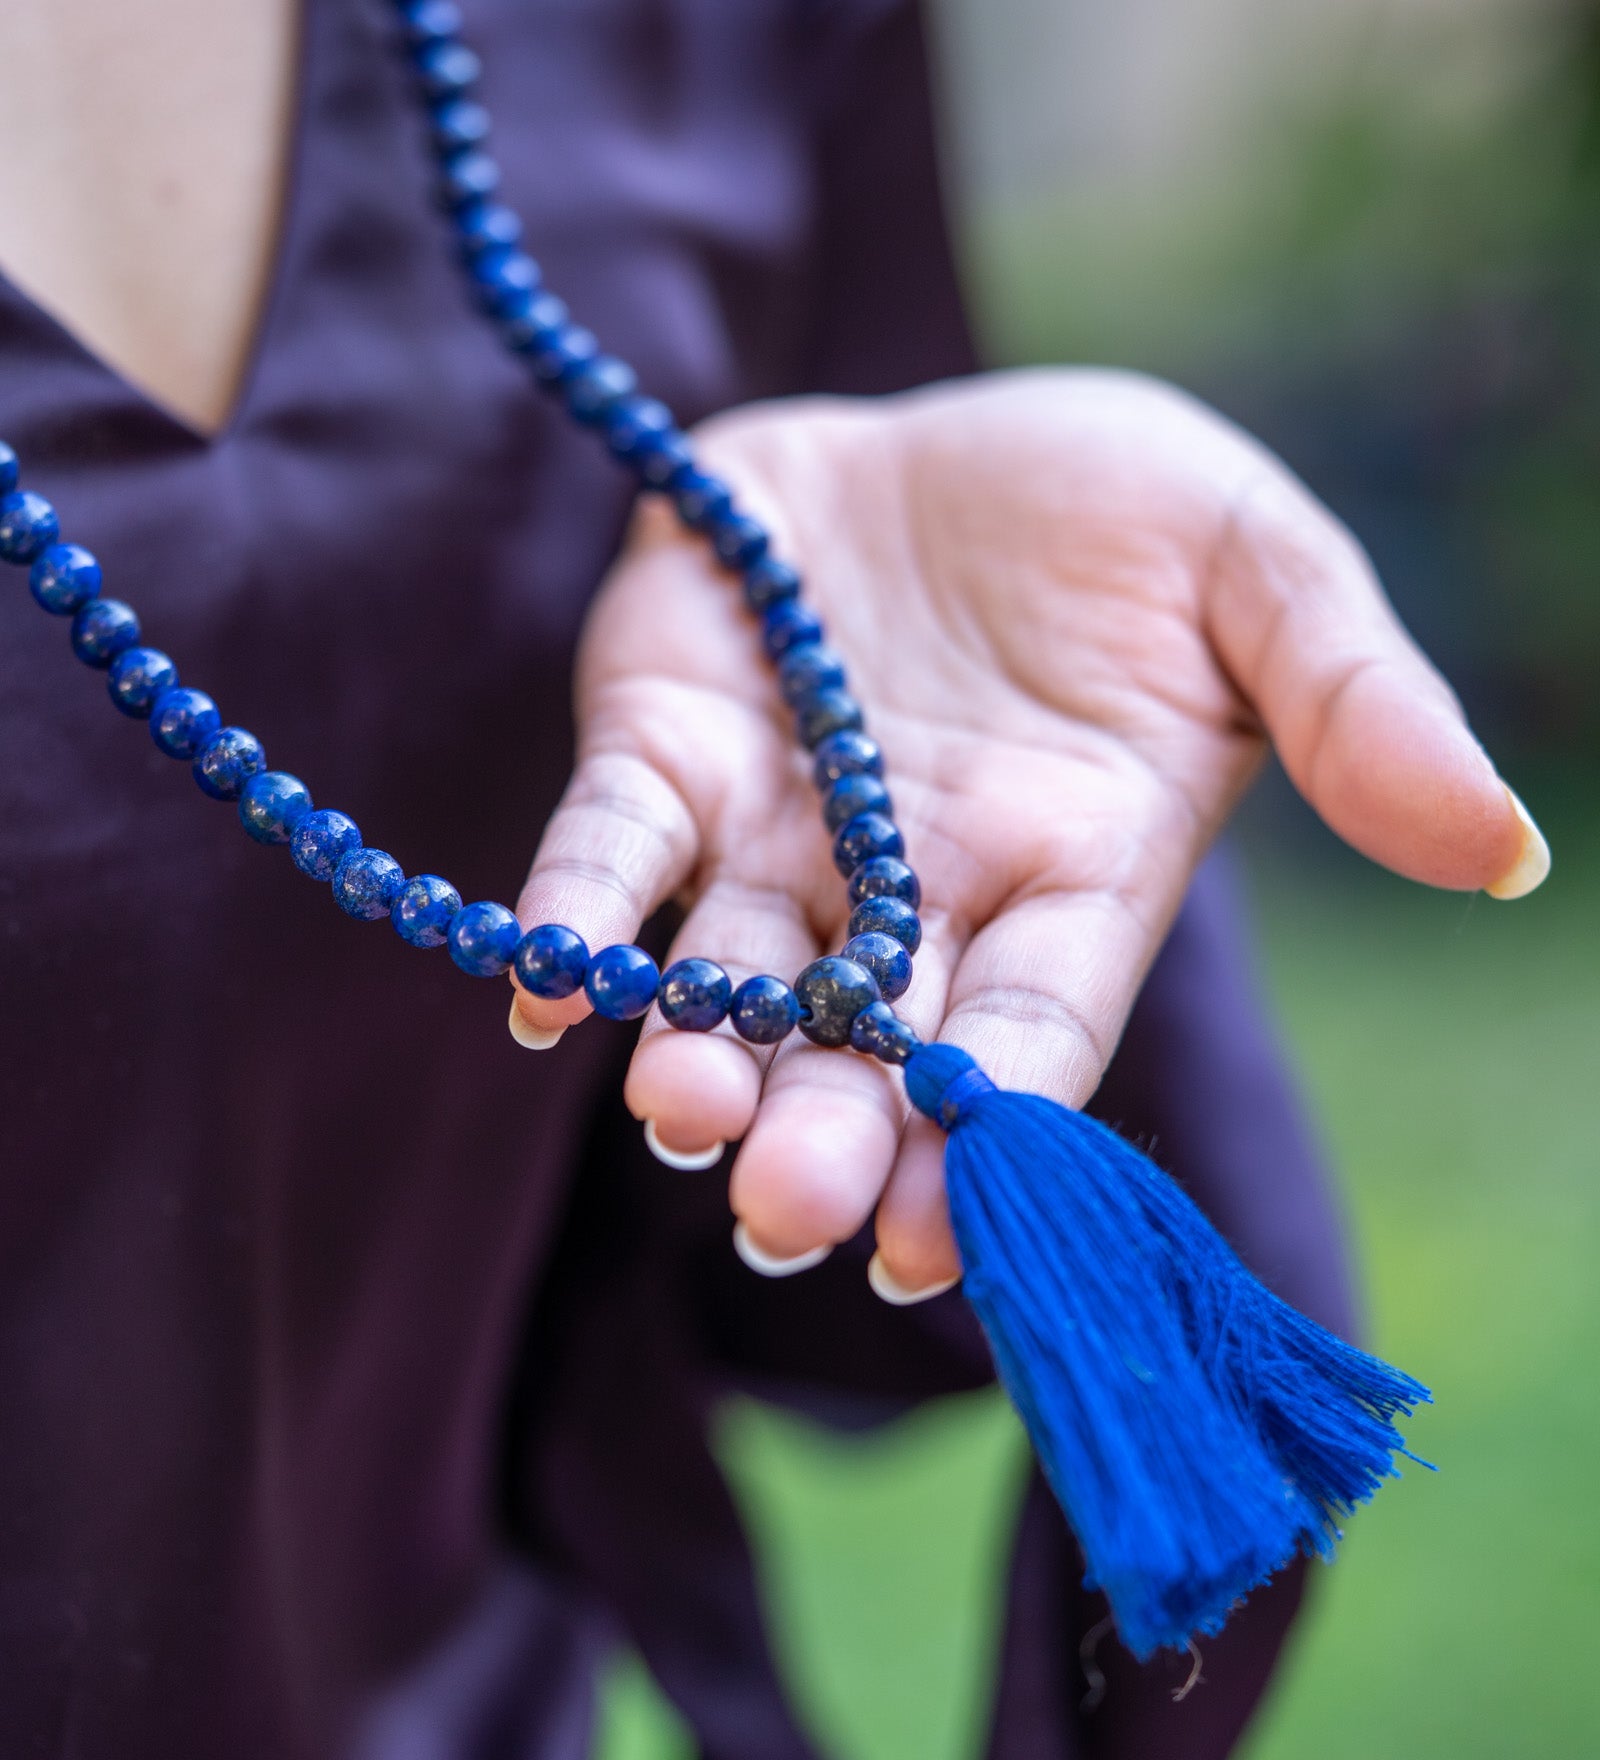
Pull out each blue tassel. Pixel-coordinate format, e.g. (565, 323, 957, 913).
(904, 1042, 1430, 1661)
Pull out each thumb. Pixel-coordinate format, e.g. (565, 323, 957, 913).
(1207, 468, 1549, 900)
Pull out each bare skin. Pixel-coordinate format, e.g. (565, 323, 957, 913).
(0, 6, 1545, 1296)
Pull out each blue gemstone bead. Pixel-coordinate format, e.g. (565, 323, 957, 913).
(603, 396, 673, 462)
(743, 555, 800, 613)
(729, 974, 801, 1045)
(439, 149, 499, 207)
(431, 96, 490, 153)
(415, 39, 481, 97)
(392, 873, 462, 947)
(848, 893, 921, 954)
(514, 923, 590, 999)
(657, 958, 733, 1031)
(850, 1001, 923, 1066)
(29, 543, 101, 614)
(794, 955, 880, 1048)
(585, 943, 660, 1021)
(238, 770, 313, 845)
(779, 642, 845, 707)
(0, 490, 60, 564)
(762, 599, 824, 659)
(710, 513, 768, 570)
(401, 0, 462, 45)
(529, 323, 599, 386)
(833, 811, 904, 877)
(812, 729, 883, 790)
(448, 900, 522, 976)
(150, 687, 221, 759)
(106, 646, 179, 718)
(823, 771, 891, 832)
(847, 855, 921, 910)
(842, 930, 913, 1002)
(193, 726, 266, 801)
(636, 432, 693, 489)
(70, 598, 141, 667)
(672, 470, 733, 532)
(500, 289, 566, 354)
(796, 688, 864, 750)
(565, 355, 638, 424)
(291, 808, 362, 880)
(470, 247, 540, 314)
(456, 199, 522, 258)
(333, 848, 407, 920)
(0, 440, 16, 495)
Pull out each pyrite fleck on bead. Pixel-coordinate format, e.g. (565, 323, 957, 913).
(794, 955, 880, 1048)
(658, 958, 733, 1031)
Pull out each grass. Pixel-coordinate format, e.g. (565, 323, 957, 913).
(594, 786, 1600, 1760)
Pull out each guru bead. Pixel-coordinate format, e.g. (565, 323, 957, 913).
(237, 771, 313, 845)
(333, 848, 406, 919)
(657, 958, 733, 1031)
(448, 900, 521, 976)
(848, 893, 921, 954)
(0, 490, 60, 564)
(150, 687, 221, 759)
(106, 647, 179, 718)
(29, 543, 101, 614)
(70, 599, 140, 667)
(291, 809, 362, 880)
(842, 930, 913, 1002)
(847, 855, 921, 911)
(794, 954, 880, 1049)
(585, 943, 660, 1021)
(514, 923, 589, 999)
(729, 974, 800, 1044)
(193, 726, 266, 800)
(392, 874, 462, 947)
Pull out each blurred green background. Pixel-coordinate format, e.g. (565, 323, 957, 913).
(598, 2, 1600, 1753)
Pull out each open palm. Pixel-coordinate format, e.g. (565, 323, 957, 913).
(512, 369, 1536, 1292)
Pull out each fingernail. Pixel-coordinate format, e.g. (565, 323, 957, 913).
(867, 1251, 959, 1307)
(643, 1119, 725, 1171)
(508, 997, 564, 1051)
(1485, 788, 1551, 901)
(732, 1221, 831, 1278)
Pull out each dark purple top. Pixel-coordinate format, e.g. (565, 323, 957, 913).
(0, 3, 1354, 1755)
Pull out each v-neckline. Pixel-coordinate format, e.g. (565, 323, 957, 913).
(0, 0, 315, 452)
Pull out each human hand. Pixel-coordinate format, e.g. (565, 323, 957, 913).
(510, 368, 1547, 1294)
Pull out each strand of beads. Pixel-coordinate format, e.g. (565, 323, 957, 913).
(0, 0, 927, 1077)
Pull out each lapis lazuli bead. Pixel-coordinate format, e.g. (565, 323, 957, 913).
(779, 642, 846, 707)
(70, 598, 141, 667)
(763, 599, 824, 659)
(847, 855, 921, 910)
(812, 729, 883, 791)
(449, 900, 522, 976)
(0, 440, 16, 496)
(823, 771, 891, 832)
(794, 955, 880, 1048)
(850, 1001, 923, 1066)
(0, 490, 60, 564)
(193, 726, 266, 801)
(415, 39, 481, 97)
(29, 543, 101, 614)
(796, 688, 864, 751)
(238, 770, 313, 845)
(842, 930, 913, 1002)
(291, 808, 362, 880)
(500, 289, 567, 354)
(334, 848, 407, 920)
(848, 893, 921, 954)
(710, 513, 767, 570)
(401, 0, 462, 46)
(514, 922, 589, 999)
(672, 470, 733, 533)
(529, 323, 599, 386)
(743, 555, 800, 614)
(730, 974, 801, 1045)
(431, 96, 490, 154)
(470, 247, 540, 315)
(392, 873, 462, 947)
(150, 687, 221, 759)
(439, 149, 499, 208)
(603, 396, 673, 462)
(658, 958, 733, 1031)
(456, 199, 522, 259)
(107, 646, 179, 718)
(635, 432, 693, 489)
(831, 814, 907, 887)
(585, 943, 660, 1020)
(565, 356, 638, 424)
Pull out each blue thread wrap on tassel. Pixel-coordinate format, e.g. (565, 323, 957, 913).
(904, 1042, 1430, 1660)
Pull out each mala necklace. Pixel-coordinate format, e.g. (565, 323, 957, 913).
(0, 0, 1431, 1663)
